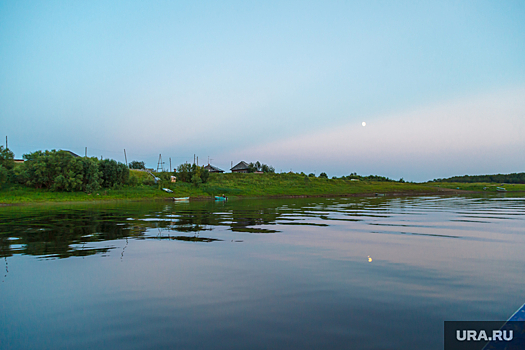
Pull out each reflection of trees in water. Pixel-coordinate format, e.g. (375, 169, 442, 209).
(0, 196, 394, 260)
(166, 204, 284, 234)
(0, 210, 146, 259)
(229, 207, 281, 233)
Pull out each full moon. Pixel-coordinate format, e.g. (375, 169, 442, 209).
(362, 122, 366, 127)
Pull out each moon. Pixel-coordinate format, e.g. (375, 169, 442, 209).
(362, 122, 366, 127)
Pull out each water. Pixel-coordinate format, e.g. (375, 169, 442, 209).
(1, 195, 524, 349)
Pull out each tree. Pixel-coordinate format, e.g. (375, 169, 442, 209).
(14, 150, 126, 192)
(17, 150, 83, 191)
(79, 157, 102, 192)
(319, 172, 328, 179)
(128, 161, 145, 169)
(247, 161, 275, 173)
(175, 163, 209, 185)
(99, 159, 129, 188)
(176, 163, 192, 182)
(0, 165, 7, 186)
(0, 146, 15, 170)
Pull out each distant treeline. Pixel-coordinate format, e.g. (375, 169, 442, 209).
(338, 172, 403, 182)
(431, 173, 525, 184)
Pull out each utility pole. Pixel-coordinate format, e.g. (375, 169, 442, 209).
(124, 149, 127, 166)
(194, 154, 195, 165)
(157, 154, 164, 172)
(5, 136, 7, 149)
(197, 156, 198, 166)
(85, 147, 87, 157)
(169, 158, 172, 172)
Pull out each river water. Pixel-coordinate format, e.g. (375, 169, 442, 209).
(1, 195, 524, 349)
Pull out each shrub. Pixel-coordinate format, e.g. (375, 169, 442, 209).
(175, 163, 209, 186)
(17, 150, 82, 190)
(0, 146, 14, 171)
(0, 165, 7, 186)
(79, 157, 102, 192)
(129, 161, 145, 169)
(319, 172, 328, 179)
(247, 161, 275, 173)
(99, 159, 129, 188)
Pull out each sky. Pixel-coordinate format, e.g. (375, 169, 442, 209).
(1, 0, 524, 181)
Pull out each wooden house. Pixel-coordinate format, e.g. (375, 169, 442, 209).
(203, 164, 224, 173)
(231, 161, 250, 173)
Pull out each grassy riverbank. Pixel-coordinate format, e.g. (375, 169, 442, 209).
(2, 172, 524, 205)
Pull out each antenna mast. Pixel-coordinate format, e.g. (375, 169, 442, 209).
(156, 154, 165, 172)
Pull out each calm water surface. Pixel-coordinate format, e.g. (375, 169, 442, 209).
(1, 195, 524, 350)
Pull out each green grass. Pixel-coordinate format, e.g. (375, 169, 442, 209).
(4, 172, 524, 205)
(200, 173, 436, 197)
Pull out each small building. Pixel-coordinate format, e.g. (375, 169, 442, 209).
(14, 159, 25, 164)
(171, 176, 177, 183)
(231, 161, 250, 173)
(204, 164, 224, 173)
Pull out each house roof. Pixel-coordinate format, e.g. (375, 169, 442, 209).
(60, 150, 80, 158)
(231, 161, 250, 171)
(204, 164, 224, 172)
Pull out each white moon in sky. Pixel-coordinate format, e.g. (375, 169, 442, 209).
(362, 122, 366, 127)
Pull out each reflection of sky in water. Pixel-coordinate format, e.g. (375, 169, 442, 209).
(0, 195, 524, 349)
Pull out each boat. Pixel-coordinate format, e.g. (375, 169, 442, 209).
(162, 188, 173, 193)
(480, 302, 525, 349)
(215, 195, 227, 201)
(496, 187, 507, 192)
(173, 197, 189, 201)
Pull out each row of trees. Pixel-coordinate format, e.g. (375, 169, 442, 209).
(431, 173, 525, 184)
(247, 161, 275, 173)
(0, 148, 129, 192)
(338, 173, 401, 182)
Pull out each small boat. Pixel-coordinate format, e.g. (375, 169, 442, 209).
(173, 197, 189, 201)
(479, 302, 525, 349)
(496, 187, 507, 192)
(162, 188, 173, 193)
(215, 195, 227, 201)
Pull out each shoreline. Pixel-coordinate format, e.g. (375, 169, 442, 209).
(2, 176, 524, 206)
(3, 189, 523, 207)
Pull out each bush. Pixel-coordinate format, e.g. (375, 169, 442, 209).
(175, 163, 209, 186)
(129, 161, 145, 169)
(319, 172, 328, 179)
(0, 165, 7, 186)
(0, 146, 14, 171)
(247, 161, 275, 173)
(99, 159, 129, 188)
(17, 150, 82, 190)
(15, 150, 127, 192)
(79, 157, 102, 192)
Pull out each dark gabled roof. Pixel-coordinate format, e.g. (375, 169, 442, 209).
(204, 164, 224, 172)
(231, 161, 249, 171)
(60, 150, 80, 158)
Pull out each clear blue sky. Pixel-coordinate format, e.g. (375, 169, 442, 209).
(1, 0, 524, 181)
